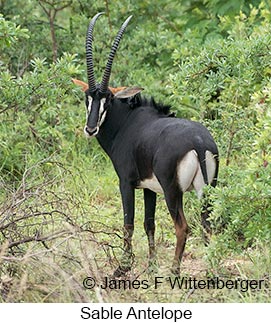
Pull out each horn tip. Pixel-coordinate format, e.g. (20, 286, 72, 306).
(94, 12, 105, 17)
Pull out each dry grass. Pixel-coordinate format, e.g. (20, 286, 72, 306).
(1, 230, 270, 303)
(0, 160, 270, 303)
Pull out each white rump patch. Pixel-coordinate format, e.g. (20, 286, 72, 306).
(205, 150, 217, 184)
(137, 174, 164, 194)
(137, 150, 217, 198)
(177, 150, 217, 198)
(177, 150, 199, 193)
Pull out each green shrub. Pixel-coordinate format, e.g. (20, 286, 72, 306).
(169, 6, 271, 252)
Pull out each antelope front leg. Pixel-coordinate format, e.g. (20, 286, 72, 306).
(144, 189, 157, 271)
(113, 183, 135, 277)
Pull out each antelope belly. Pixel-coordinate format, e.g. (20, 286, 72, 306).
(137, 174, 164, 194)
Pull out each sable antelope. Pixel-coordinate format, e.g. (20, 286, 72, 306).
(73, 13, 219, 277)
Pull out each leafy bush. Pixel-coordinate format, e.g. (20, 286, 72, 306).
(0, 0, 270, 302)
(0, 16, 82, 180)
(169, 5, 271, 253)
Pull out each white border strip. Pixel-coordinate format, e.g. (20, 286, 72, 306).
(0, 303, 270, 323)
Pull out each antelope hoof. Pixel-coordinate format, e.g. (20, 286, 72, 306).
(203, 231, 211, 246)
(147, 259, 158, 275)
(170, 266, 180, 278)
(113, 265, 131, 277)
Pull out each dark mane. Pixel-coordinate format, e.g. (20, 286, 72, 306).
(123, 94, 175, 117)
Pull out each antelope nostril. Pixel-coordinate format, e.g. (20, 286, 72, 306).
(85, 126, 98, 136)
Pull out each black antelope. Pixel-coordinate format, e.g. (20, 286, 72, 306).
(73, 13, 219, 276)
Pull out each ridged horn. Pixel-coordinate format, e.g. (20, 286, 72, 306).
(99, 15, 133, 94)
(86, 12, 104, 92)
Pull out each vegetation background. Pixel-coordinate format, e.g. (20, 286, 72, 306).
(0, 0, 270, 302)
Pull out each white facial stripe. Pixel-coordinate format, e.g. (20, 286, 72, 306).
(87, 96, 93, 113)
(99, 98, 106, 116)
(98, 98, 107, 127)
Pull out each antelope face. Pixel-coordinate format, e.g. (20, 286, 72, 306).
(84, 89, 110, 137)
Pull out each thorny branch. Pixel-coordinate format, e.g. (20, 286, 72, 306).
(0, 158, 123, 262)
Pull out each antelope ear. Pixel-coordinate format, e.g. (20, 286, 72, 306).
(113, 86, 144, 99)
(72, 79, 89, 92)
(109, 86, 127, 95)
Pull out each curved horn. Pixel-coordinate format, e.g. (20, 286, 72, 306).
(100, 15, 133, 94)
(86, 12, 104, 92)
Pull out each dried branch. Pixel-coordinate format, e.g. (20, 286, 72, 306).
(38, 0, 72, 62)
(7, 230, 71, 249)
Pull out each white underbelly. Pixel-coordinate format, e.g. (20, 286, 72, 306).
(137, 174, 164, 194)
